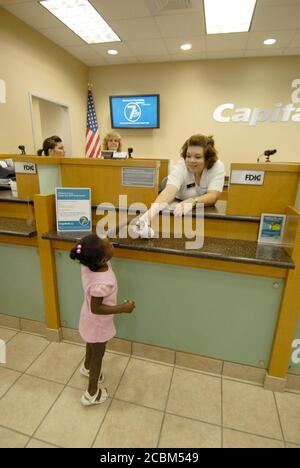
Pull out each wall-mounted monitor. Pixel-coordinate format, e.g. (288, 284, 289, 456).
(109, 94, 160, 129)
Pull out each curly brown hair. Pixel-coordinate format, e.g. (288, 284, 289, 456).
(181, 134, 218, 170)
(102, 131, 123, 151)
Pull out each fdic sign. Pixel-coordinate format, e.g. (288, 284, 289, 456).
(15, 162, 37, 175)
(230, 170, 265, 186)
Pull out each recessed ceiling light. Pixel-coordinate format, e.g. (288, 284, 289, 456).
(180, 43, 192, 51)
(39, 0, 121, 44)
(108, 49, 119, 55)
(204, 0, 257, 34)
(264, 38, 277, 45)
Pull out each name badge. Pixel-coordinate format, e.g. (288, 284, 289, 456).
(186, 182, 196, 189)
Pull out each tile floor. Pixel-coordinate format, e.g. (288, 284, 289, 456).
(0, 327, 299, 449)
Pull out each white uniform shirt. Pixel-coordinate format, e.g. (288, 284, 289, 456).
(167, 159, 225, 200)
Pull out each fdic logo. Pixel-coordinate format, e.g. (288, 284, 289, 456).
(245, 174, 262, 182)
(0, 339, 6, 364)
(15, 162, 37, 174)
(230, 170, 265, 186)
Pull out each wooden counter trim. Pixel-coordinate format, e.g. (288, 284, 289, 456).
(231, 163, 300, 173)
(50, 239, 287, 279)
(2, 155, 161, 168)
(0, 202, 35, 220)
(0, 235, 38, 247)
(34, 194, 61, 330)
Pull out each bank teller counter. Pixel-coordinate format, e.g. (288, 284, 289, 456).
(0, 154, 167, 338)
(0, 154, 169, 205)
(32, 161, 300, 392)
(1, 157, 300, 391)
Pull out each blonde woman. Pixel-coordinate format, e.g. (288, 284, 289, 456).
(102, 131, 123, 152)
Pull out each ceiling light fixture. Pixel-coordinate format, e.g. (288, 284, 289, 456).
(39, 0, 121, 44)
(204, 0, 257, 34)
(180, 43, 192, 50)
(264, 38, 277, 45)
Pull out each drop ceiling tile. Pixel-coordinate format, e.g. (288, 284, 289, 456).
(137, 55, 173, 63)
(206, 33, 248, 52)
(63, 45, 100, 64)
(252, 4, 300, 31)
(247, 30, 296, 49)
(90, 42, 135, 58)
(164, 36, 205, 53)
(110, 17, 161, 41)
(38, 27, 85, 47)
(0, 0, 33, 4)
(125, 39, 169, 56)
(3, 1, 63, 29)
(289, 30, 300, 48)
(171, 51, 206, 61)
(90, 0, 151, 21)
(206, 50, 244, 59)
(284, 48, 300, 55)
(244, 48, 285, 57)
(104, 57, 141, 65)
(155, 13, 205, 38)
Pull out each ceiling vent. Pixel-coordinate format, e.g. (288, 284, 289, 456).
(147, 0, 192, 14)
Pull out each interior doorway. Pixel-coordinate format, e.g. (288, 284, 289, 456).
(29, 93, 72, 156)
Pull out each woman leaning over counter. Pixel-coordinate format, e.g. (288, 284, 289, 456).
(141, 134, 225, 223)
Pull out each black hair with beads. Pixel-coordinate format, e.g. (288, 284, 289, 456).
(70, 234, 107, 272)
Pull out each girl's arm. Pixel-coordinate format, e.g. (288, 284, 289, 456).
(91, 296, 135, 315)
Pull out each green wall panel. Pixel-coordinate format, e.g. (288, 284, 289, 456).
(0, 243, 45, 321)
(56, 251, 285, 368)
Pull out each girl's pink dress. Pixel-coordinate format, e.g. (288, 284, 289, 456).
(79, 262, 117, 343)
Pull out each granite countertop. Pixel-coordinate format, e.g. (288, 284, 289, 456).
(42, 230, 294, 269)
(0, 217, 37, 237)
(92, 200, 260, 223)
(0, 190, 34, 204)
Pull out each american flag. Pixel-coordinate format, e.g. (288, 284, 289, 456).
(85, 88, 101, 158)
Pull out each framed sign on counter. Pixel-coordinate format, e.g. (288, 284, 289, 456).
(56, 188, 91, 232)
(258, 213, 286, 245)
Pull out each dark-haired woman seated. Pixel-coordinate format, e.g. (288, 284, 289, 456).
(37, 136, 65, 157)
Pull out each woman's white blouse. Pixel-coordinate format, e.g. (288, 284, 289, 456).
(167, 159, 225, 201)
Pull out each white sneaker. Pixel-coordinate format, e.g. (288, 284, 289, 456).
(81, 388, 108, 406)
(80, 366, 104, 383)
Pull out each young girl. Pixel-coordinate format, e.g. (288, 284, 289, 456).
(70, 234, 135, 406)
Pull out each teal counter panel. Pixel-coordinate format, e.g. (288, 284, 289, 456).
(0, 244, 45, 321)
(55, 252, 284, 368)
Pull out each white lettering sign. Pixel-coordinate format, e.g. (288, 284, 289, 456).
(15, 162, 37, 174)
(230, 170, 265, 185)
(0, 79, 6, 104)
(213, 80, 300, 126)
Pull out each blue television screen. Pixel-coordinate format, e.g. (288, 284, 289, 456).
(110, 95, 160, 129)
